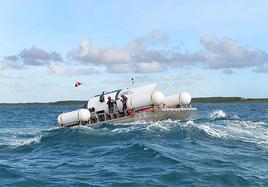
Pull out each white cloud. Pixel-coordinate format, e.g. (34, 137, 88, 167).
(48, 62, 72, 76)
(67, 39, 130, 65)
(127, 29, 169, 50)
(253, 65, 268, 73)
(48, 62, 100, 76)
(20, 46, 62, 65)
(222, 69, 234, 74)
(67, 31, 268, 74)
(67, 30, 170, 72)
(108, 65, 134, 73)
(2, 30, 268, 75)
(75, 67, 101, 75)
(0, 56, 24, 70)
(0, 47, 63, 71)
(136, 62, 164, 73)
(199, 36, 268, 69)
(108, 62, 165, 73)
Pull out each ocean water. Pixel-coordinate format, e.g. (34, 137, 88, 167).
(0, 103, 268, 186)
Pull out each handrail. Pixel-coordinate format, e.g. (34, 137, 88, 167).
(91, 108, 132, 124)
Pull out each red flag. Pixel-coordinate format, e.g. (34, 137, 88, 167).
(75, 81, 82, 87)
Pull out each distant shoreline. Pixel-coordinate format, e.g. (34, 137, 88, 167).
(1, 97, 268, 105)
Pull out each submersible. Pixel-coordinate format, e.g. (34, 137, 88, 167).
(57, 83, 196, 128)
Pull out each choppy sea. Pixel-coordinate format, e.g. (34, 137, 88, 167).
(0, 102, 268, 186)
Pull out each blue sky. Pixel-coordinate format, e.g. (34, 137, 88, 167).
(0, 0, 268, 103)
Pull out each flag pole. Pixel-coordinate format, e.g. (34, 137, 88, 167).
(131, 77, 134, 88)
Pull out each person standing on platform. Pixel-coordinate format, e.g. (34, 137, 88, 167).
(120, 94, 128, 116)
(107, 96, 115, 119)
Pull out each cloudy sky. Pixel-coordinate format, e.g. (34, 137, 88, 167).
(1, 0, 268, 103)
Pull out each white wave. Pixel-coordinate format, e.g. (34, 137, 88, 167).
(0, 127, 59, 148)
(197, 125, 229, 138)
(147, 121, 172, 132)
(111, 125, 142, 133)
(232, 115, 240, 120)
(0, 133, 42, 148)
(9, 135, 42, 148)
(73, 125, 95, 130)
(121, 120, 148, 125)
(210, 110, 227, 119)
(103, 120, 174, 134)
(193, 118, 268, 150)
(257, 142, 268, 150)
(41, 126, 61, 132)
(186, 120, 194, 125)
(224, 120, 268, 149)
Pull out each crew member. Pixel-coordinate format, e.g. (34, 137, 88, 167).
(120, 94, 128, 116)
(89, 107, 98, 123)
(99, 91, 105, 102)
(107, 96, 115, 119)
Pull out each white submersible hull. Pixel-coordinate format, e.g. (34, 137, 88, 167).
(57, 83, 196, 128)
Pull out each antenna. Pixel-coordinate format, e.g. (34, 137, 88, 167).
(131, 77, 134, 88)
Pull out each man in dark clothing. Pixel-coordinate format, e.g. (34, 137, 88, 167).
(99, 91, 105, 102)
(120, 94, 128, 116)
(107, 96, 115, 119)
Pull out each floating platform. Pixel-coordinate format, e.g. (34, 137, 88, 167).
(61, 107, 196, 128)
(57, 83, 196, 128)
